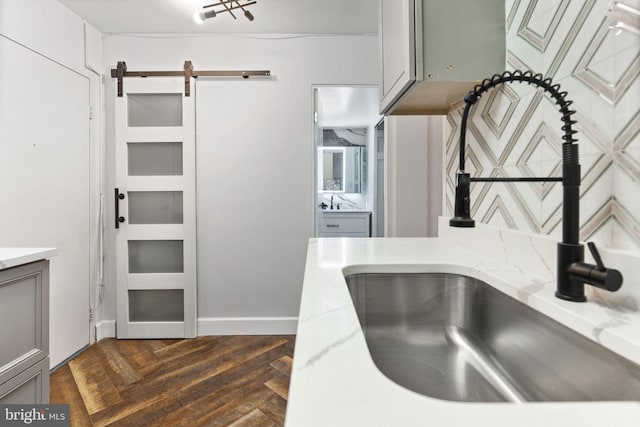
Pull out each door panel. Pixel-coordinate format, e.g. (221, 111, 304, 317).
(128, 142, 183, 176)
(128, 191, 184, 224)
(127, 93, 183, 127)
(115, 78, 196, 339)
(128, 290, 184, 322)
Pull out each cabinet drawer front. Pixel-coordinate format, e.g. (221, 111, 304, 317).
(320, 217, 366, 233)
(321, 218, 366, 233)
(0, 261, 49, 384)
(320, 212, 371, 237)
(0, 357, 49, 404)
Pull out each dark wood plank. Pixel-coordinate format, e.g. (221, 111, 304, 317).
(50, 336, 295, 427)
(146, 339, 181, 352)
(121, 336, 287, 399)
(195, 386, 276, 427)
(264, 373, 290, 400)
(152, 335, 227, 361)
(116, 346, 287, 426)
(257, 392, 288, 426)
(280, 337, 295, 358)
(112, 338, 162, 375)
(228, 408, 277, 427)
(67, 346, 123, 415)
(94, 338, 143, 389)
(270, 356, 292, 377)
(49, 365, 93, 427)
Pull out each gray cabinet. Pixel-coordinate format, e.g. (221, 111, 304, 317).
(379, 0, 505, 115)
(319, 212, 372, 237)
(0, 260, 50, 404)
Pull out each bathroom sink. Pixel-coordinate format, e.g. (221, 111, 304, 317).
(345, 273, 640, 402)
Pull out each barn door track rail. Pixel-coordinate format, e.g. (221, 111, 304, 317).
(110, 60, 271, 97)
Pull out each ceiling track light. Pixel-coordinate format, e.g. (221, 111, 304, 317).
(194, 1, 257, 24)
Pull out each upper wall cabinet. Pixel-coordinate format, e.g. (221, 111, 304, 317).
(379, 0, 505, 115)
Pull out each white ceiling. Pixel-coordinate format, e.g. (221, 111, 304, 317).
(56, 1, 381, 128)
(57, 0, 378, 35)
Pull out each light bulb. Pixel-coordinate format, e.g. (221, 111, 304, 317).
(194, 8, 216, 24)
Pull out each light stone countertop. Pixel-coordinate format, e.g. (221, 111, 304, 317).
(285, 224, 640, 427)
(0, 248, 57, 270)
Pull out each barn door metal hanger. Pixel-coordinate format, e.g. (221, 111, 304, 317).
(110, 60, 271, 97)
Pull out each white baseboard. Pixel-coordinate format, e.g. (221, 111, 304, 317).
(94, 317, 297, 340)
(197, 317, 298, 335)
(96, 320, 116, 340)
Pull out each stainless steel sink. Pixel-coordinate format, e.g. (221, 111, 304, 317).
(345, 273, 640, 402)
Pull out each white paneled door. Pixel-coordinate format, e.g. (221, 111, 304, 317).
(115, 78, 197, 338)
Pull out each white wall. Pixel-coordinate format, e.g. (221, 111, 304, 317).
(0, 0, 84, 70)
(0, 0, 103, 366)
(426, 116, 443, 236)
(102, 34, 379, 333)
(385, 115, 443, 238)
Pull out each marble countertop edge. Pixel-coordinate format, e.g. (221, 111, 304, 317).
(0, 248, 58, 270)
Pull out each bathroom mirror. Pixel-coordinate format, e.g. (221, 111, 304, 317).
(321, 147, 345, 192)
(319, 128, 366, 193)
(319, 146, 366, 193)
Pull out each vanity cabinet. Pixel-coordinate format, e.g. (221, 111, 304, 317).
(319, 212, 372, 238)
(379, 0, 505, 115)
(0, 260, 50, 404)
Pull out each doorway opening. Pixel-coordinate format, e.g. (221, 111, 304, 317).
(312, 86, 382, 237)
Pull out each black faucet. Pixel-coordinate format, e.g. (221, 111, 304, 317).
(450, 70, 623, 302)
(330, 195, 334, 210)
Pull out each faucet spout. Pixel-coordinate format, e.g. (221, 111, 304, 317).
(450, 70, 623, 302)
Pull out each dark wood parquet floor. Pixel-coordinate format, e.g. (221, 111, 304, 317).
(50, 335, 295, 427)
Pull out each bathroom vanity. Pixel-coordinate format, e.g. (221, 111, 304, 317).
(318, 211, 371, 238)
(286, 220, 640, 426)
(0, 248, 56, 404)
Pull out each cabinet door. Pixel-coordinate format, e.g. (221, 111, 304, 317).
(0, 261, 49, 386)
(379, 0, 420, 113)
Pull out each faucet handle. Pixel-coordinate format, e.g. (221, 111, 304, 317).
(567, 241, 623, 293)
(587, 241, 605, 271)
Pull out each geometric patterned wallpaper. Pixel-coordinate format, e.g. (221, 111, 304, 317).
(444, 0, 640, 252)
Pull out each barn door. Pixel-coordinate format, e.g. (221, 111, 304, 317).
(115, 78, 196, 338)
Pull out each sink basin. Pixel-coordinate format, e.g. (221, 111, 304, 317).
(345, 272, 640, 402)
